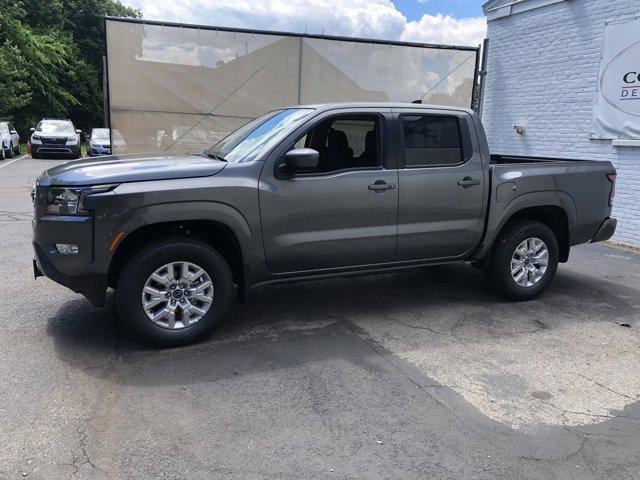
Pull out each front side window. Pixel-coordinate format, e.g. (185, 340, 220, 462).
(402, 115, 462, 167)
(0, 123, 8, 134)
(292, 116, 380, 174)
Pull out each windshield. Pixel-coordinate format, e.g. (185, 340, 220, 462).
(206, 108, 315, 163)
(92, 129, 109, 140)
(37, 120, 75, 134)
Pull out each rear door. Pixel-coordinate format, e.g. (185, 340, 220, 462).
(394, 109, 485, 261)
(259, 109, 398, 273)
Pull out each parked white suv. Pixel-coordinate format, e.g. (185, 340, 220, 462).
(30, 119, 81, 159)
(0, 122, 20, 160)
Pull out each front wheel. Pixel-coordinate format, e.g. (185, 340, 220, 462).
(116, 238, 234, 346)
(484, 220, 559, 300)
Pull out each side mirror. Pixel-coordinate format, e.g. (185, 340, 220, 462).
(30, 127, 35, 132)
(10, 130, 17, 135)
(277, 148, 319, 179)
(76, 129, 82, 134)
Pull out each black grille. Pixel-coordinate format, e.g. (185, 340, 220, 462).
(41, 137, 67, 145)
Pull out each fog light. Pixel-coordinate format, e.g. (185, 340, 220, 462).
(55, 244, 79, 255)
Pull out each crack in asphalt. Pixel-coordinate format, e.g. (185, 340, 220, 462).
(575, 372, 638, 401)
(0, 210, 32, 222)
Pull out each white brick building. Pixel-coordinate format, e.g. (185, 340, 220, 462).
(481, 0, 640, 247)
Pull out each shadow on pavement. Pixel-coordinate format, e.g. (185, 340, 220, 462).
(43, 263, 640, 478)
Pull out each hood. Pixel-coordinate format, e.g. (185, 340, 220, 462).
(38, 153, 227, 187)
(34, 132, 74, 139)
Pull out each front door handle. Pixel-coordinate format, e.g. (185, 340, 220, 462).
(458, 177, 481, 188)
(369, 181, 396, 192)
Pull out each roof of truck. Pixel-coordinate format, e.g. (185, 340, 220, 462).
(292, 102, 475, 115)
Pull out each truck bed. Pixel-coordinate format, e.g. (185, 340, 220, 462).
(490, 154, 601, 165)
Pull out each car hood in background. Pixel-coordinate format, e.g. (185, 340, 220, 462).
(38, 153, 227, 187)
(35, 133, 74, 139)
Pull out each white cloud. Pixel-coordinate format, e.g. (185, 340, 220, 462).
(402, 13, 486, 47)
(125, 0, 486, 47)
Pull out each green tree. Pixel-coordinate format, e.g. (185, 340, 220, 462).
(0, 43, 31, 113)
(0, 0, 139, 136)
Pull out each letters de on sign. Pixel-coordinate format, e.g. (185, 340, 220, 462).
(591, 16, 640, 140)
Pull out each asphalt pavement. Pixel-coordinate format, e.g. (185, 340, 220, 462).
(1, 154, 639, 479)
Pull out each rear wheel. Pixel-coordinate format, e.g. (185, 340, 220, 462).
(484, 220, 559, 300)
(14, 143, 20, 155)
(7, 142, 14, 158)
(116, 238, 234, 346)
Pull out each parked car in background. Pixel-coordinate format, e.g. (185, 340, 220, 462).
(30, 119, 81, 159)
(32, 103, 618, 346)
(87, 128, 128, 156)
(0, 121, 20, 159)
(87, 128, 110, 156)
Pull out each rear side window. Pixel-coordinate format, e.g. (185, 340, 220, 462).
(402, 115, 463, 167)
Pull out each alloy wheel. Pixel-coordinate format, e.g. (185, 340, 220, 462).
(141, 261, 214, 329)
(510, 237, 549, 287)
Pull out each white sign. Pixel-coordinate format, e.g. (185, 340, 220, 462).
(591, 16, 640, 140)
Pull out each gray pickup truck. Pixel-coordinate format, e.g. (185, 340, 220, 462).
(32, 103, 617, 345)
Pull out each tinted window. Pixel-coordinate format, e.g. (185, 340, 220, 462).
(402, 115, 462, 167)
(294, 116, 379, 174)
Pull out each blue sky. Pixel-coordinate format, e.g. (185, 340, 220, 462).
(393, 0, 485, 20)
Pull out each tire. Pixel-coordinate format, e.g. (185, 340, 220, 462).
(7, 143, 14, 159)
(116, 238, 234, 347)
(1, 144, 5, 160)
(14, 143, 20, 155)
(484, 220, 559, 300)
(31, 151, 39, 159)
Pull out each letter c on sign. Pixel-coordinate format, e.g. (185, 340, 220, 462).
(623, 72, 638, 84)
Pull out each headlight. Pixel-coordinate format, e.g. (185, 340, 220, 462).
(45, 186, 116, 215)
(67, 136, 78, 144)
(31, 135, 42, 144)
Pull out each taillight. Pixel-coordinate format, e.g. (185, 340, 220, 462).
(606, 173, 616, 206)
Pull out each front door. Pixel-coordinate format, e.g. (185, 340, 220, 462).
(259, 112, 398, 273)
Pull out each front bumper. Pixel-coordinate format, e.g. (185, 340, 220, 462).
(590, 217, 617, 243)
(32, 144, 78, 157)
(32, 214, 108, 306)
(88, 144, 111, 156)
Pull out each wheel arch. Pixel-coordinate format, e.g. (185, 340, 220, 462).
(106, 202, 257, 300)
(474, 192, 576, 263)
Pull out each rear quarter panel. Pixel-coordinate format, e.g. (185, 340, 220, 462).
(476, 160, 614, 259)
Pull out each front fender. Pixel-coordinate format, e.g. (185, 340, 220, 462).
(107, 201, 258, 264)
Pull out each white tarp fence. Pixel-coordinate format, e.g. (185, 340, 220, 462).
(591, 15, 640, 140)
(105, 18, 479, 154)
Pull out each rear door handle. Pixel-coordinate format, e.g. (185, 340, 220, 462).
(369, 181, 395, 192)
(458, 177, 481, 188)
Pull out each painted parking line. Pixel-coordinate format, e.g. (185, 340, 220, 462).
(0, 154, 28, 169)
